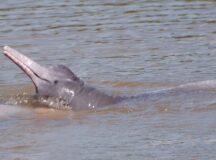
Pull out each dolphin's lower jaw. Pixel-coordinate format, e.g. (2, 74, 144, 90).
(3, 46, 50, 94)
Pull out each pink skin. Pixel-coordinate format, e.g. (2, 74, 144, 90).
(3, 46, 50, 92)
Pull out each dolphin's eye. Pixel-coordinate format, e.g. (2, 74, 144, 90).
(54, 80, 58, 84)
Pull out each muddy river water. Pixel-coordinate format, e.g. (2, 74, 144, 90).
(1, 0, 216, 159)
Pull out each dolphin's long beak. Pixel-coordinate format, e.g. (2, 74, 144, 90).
(3, 46, 49, 90)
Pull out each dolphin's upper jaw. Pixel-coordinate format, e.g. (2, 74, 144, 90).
(3, 46, 49, 92)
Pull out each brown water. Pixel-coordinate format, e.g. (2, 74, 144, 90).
(1, 0, 216, 159)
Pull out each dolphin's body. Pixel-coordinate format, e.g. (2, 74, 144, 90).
(3, 46, 216, 110)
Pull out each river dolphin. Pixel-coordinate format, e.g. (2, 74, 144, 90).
(3, 46, 216, 110)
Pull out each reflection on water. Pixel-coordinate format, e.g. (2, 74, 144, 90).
(1, 0, 216, 159)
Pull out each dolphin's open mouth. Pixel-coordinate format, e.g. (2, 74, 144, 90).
(3, 46, 49, 91)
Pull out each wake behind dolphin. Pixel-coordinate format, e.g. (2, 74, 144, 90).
(3, 46, 216, 110)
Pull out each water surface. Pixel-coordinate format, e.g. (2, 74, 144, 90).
(1, 0, 216, 159)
